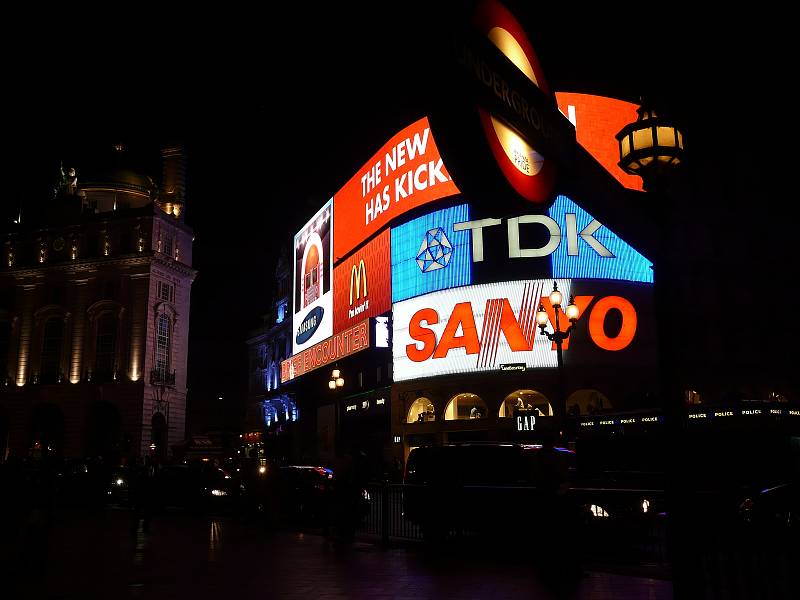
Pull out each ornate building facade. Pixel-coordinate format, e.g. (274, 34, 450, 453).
(0, 146, 196, 460)
(243, 250, 297, 461)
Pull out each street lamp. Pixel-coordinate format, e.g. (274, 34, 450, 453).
(616, 101, 684, 192)
(536, 282, 581, 427)
(617, 101, 688, 592)
(329, 368, 344, 390)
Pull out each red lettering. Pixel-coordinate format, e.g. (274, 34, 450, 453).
(588, 296, 637, 351)
(541, 295, 594, 350)
(406, 308, 439, 362)
(433, 302, 480, 358)
(497, 298, 533, 351)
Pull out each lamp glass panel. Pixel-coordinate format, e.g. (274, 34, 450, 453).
(549, 289, 563, 306)
(639, 156, 654, 166)
(536, 310, 549, 325)
(633, 127, 654, 151)
(328, 380, 336, 390)
(621, 136, 631, 158)
(677, 130, 684, 149)
(657, 126, 677, 147)
(332, 369, 340, 378)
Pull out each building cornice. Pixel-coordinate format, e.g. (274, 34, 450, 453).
(151, 254, 198, 280)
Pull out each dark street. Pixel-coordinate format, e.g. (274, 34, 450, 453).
(2, 506, 671, 600)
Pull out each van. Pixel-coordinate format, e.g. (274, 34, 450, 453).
(403, 442, 575, 540)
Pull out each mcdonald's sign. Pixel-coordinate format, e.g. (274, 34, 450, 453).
(350, 260, 368, 306)
(333, 229, 391, 333)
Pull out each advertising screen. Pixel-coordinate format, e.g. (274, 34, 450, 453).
(293, 200, 334, 355)
(333, 117, 460, 261)
(392, 279, 653, 381)
(391, 204, 472, 303)
(333, 229, 392, 333)
(281, 319, 370, 384)
(555, 92, 644, 191)
(547, 195, 652, 283)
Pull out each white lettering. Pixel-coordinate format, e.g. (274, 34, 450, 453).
(507, 215, 561, 258)
(453, 218, 502, 262)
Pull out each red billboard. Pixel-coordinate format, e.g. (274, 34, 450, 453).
(332, 117, 460, 261)
(333, 229, 391, 333)
(280, 320, 370, 384)
(555, 92, 644, 191)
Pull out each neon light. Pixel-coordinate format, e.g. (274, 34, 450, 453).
(549, 195, 653, 283)
(391, 204, 471, 303)
(588, 296, 638, 351)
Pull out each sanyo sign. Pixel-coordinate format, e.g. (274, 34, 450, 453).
(392, 278, 641, 382)
(453, 213, 613, 262)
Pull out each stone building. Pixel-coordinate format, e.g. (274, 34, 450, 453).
(0, 145, 196, 461)
(243, 249, 298, 462)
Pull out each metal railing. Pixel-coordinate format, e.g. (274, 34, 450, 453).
(355, 482, 669, 566)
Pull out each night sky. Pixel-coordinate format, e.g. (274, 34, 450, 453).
(5, 4, 787, 433)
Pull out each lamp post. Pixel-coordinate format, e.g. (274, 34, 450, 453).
(328, 367, 345, 461)
(616, 100, 689, 591)
(536, 282, 581, 433)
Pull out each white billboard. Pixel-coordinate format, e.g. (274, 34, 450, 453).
(392, 279, 573, 381)
(293, 200, 334, 354)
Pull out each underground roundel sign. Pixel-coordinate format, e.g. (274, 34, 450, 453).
(473, 0, 556, 204)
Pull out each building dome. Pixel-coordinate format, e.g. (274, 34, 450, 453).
(78, 147, 158, 213)
(80, 168, 156, 196)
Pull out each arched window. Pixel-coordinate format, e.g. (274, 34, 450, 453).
(444, 393, 487, 421)
(40, 317, 64, 383)
(406, 397, 435, 423)
(94, 313, 117, 381)
(500, 390, 552, 418)
(155, 314, 171, 379)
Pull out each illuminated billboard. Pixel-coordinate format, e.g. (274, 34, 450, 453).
(333, 229, 392, 333)
(446, 195, 651, 284)
(392, 279, 647, 381)
(547, 195, 652, 283)
(293, 200, 333, 355)
(555, 92, 643, 191)
(281, 320, 370, 383)
(391, 204, 472, 303)
(333, 117, 460, 261)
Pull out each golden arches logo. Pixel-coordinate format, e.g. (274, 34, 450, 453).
(349, 260, 368, 305)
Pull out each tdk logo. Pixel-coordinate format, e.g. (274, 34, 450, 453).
(296, 306, 324, 345)
(416, 227, 453, 273)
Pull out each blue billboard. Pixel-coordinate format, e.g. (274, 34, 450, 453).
(548, 195, 653, 284)
(391, 204, 472, 303)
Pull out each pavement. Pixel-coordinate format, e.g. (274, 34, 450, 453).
(1, 507, 672, 600)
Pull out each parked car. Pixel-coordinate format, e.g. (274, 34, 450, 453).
(106, 466, 131, 505)
(277, 465, 334, 525)
(403, 443, 576, 540)
(149, 462, 243, 513)
(739, 480, 799, 536)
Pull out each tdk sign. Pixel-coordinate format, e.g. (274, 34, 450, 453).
(416, 227, 454, 272)
(391, 204, 472, 303)
(453, 215, 613, 261)
(296, 306, 324, 345)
